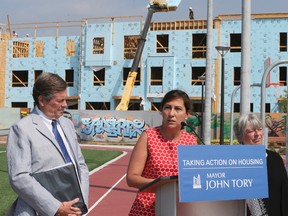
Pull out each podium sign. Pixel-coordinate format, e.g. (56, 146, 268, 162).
(178, 145, 268, 202)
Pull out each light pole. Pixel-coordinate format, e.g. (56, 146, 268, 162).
(216, 46, 230, 145)
(198, 75, 205, 139)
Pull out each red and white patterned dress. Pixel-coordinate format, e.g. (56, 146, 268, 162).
(129, 127, 197, 216)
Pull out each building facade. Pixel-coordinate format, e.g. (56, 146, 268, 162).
(1, 13, 288, 113)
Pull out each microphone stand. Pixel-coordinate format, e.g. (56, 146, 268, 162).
(181, 122, 205, 145)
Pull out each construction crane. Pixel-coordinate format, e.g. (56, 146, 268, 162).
(115, 0, 182, 110)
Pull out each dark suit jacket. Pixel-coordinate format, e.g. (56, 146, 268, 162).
(264, 150, 288, 216)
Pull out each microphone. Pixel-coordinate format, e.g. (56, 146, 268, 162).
(181, 122, 205, 145)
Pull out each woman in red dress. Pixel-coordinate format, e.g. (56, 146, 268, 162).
(126, 89, 197, 216)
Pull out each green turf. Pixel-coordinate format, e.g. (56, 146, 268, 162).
(81, 148, 122, 171)
(0, 145, 122, 215)
(0, 145, 17, 216)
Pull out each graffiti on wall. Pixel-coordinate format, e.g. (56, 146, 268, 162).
(185, 113, 287, 141)
(81, 117, 146, 139)
(265, 114, 286, 137)
(61, 110, 286, 145)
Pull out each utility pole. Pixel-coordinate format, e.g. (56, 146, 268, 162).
(240, 0, 251, 115)
(203, 0, 213, 145)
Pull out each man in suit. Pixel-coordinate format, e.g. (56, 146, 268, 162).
(6, 72, 89, 216)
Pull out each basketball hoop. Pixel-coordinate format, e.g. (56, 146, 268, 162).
(267, 82, 283, 87)
(270, 83, 284, 100)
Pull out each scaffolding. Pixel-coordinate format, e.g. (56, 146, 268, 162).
(150, 20, 211, 31)
(0, 29, 9, 107)
(0, 42, 6, 106)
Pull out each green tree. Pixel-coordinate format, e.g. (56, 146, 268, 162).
(278, 89, 288, 113)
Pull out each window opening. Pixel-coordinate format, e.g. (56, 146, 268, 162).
(124, 35, 140, 59)
(123, 67, 140, 86)
(230, 34, 241, 52)
(93, 37, 104, 54)
(265, 103, 271, 113)
(191, 67, 205, 85)
(93, 68, 105, 86)
(34, 70, 43, 82)
(13, 41, 29, 58)
(151, 102, 161, 111)
(12, 70, 28, 87)
(11, 102, 28, 108)
(150, 67, 163, 86)
(280, 32, 287, 52)
(234, 103, 240, 112)
(65, 69, 74, 87)
(86, 102, 110, 110)
(156, 34, 169, 53)
(279, 66, 287, 86)
(192, 33, 207, 58)
(234, 67, 241, 85)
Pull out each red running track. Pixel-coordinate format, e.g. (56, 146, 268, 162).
(82, 145, 137, 216)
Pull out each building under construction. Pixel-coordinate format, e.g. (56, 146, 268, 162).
(0, 12, 287, 113)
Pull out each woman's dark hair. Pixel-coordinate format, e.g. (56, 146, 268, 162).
(33, 72, 67, 106)
(160, 89, 191, 113)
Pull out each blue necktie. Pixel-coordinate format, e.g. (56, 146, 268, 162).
(51, 120, 72, 163)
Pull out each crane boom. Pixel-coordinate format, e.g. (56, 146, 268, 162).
(116, 0, 181, 110)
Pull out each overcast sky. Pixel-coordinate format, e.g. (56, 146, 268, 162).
(1, 0, 287, 35)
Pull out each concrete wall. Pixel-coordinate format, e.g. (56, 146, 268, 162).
(0, 108, 286, 146)
(0, 108, 20, 129)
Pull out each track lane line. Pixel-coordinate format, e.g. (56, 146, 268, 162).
(87, 173, 127, 215)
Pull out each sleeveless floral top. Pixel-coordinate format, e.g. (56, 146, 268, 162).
(129, 127, 197, 216)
